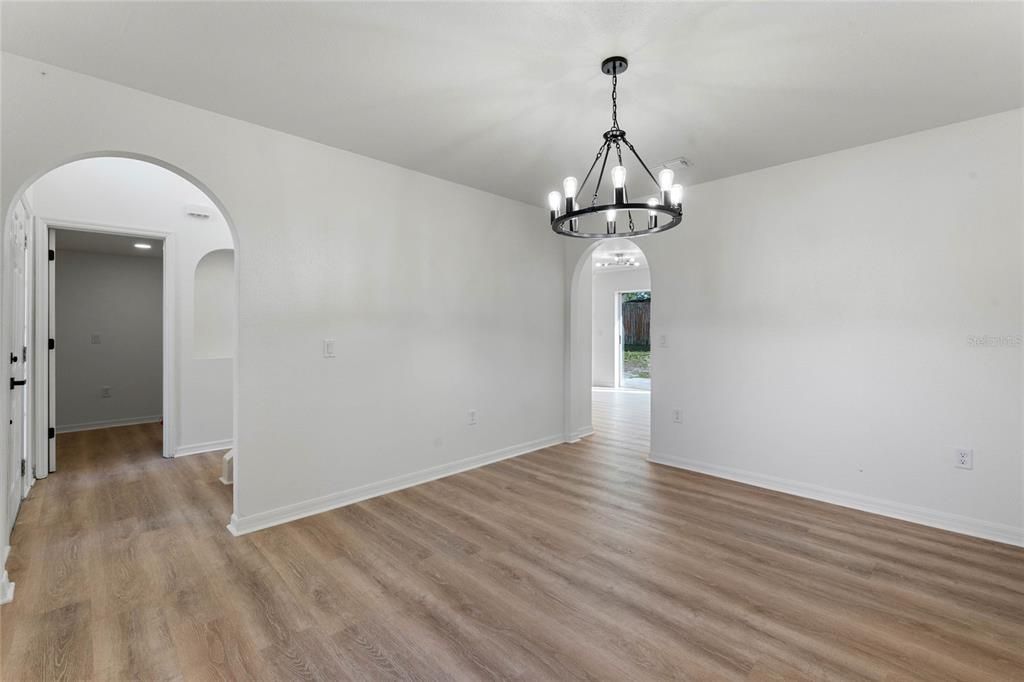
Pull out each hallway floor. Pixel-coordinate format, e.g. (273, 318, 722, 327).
(2, 406, 1022, 679)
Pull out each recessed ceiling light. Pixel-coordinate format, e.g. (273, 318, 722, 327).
(134, 243, 152, 249)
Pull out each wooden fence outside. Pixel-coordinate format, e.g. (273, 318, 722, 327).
(622, 299, 650, 351)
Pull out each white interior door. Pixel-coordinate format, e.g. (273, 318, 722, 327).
(6, 201, 30, 533)
(48, 229, 56, 472)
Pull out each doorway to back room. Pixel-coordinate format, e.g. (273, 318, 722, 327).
(52, 228, 165, 452)
(588, 238, 652, 456)
(618, 290, 651, 391)
(591, 239, 651, 392)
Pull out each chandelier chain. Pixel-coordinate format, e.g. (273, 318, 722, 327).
(611, 73, 619, 130)
(622, 137, 661, 186)
(576, 139, 609, 207)
(592, 141, 612, 207)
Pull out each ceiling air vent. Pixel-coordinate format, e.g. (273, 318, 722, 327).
(657, 156, 692, 175)
(185, 204, 213, 220)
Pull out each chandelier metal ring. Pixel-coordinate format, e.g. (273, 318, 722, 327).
(551, 202, 682, 239)
(548, 56, 685, 240)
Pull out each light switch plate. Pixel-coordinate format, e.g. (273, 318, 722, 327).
(323, 339, 336, 358)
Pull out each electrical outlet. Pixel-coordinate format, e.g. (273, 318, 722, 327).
(954, 448, 973, 470)
(91, 333, 101, 345)
(100, 386, 111, 399)
(672, 409, 682, 423)
(468, 410, 478, 426)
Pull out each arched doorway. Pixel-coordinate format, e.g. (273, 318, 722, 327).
(0, 153, 240, 554)
(565, 237, 653, 455)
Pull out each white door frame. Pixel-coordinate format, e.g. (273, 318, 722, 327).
(32, 217, 177, 472)
(21, 212, 34, 499)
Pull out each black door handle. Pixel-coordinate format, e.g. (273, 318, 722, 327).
(10, 378, 27, 390)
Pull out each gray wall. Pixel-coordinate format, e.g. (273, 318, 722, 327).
(55, 249, 163, 430)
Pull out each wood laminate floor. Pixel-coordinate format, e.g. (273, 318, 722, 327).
(2, 392, 1023, 680)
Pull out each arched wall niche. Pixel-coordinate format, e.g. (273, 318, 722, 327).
(194, 249, 236, 359)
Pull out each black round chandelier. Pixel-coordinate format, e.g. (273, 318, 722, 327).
(548, 56, 684, 239)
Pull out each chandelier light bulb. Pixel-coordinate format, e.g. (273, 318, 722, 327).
(658, 168, 675, 191)
(606, 209, 617, 235)
(611, 165, 627, 204)
(548, 190, 562, 221)
(563, 176, 578, 199)
(563, 179, 578, 218)
(611, 166, 627, 189)
(646, 197, 658, 216)
(671, 183, 684, 206)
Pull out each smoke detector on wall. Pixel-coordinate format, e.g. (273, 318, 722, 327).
(185, 204, 213, 220)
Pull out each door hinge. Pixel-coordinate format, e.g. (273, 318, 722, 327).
(48, 427, 55, 439)
(48, 249, 55, 261)
(49, 338, 55, 350)
(21, 459, 26, 477)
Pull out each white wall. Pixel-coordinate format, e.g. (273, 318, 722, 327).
(1, 53, 564, 534)
(54, 248, 162, 430)
(29, 157, 235, 452)
(568, 109, 1023, 545)
(592, 266, 651, 388)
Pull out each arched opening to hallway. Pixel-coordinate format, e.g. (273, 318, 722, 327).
(1, 155, 240, 603)
(566, 237, 652, 457)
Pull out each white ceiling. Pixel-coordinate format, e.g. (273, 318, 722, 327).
(3, 2, 1021, 206)
(55, 229, 162, 258)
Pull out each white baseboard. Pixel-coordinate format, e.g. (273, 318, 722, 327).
(227, 433, 564, 536)
(175, 439, 234, 458)
(219, 450, 234, 485)
(56, 415, 162, 434)
(1, 545, 13, 605)
(568, 426, 595, 442)
(0, 571, 14, 605)
(649, 452, 1024, 548)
